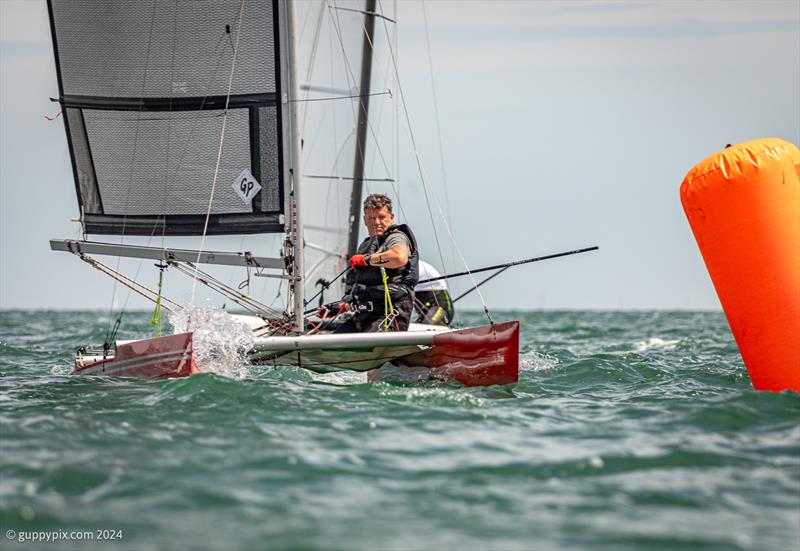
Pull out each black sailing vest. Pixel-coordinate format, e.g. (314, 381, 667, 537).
(344, 224, 419, 299)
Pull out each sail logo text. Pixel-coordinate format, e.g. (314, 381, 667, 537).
(232, 168, 262, 205)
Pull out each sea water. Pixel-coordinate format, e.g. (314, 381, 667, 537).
(0, 310, 797, 551)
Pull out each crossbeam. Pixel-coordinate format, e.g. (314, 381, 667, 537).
(50, 239, 285, 269)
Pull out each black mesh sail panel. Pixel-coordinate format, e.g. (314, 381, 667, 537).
(48, 0, 286, 235)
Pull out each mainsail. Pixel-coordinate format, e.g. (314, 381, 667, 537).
(48, 0, 384, 319)
(47, 0, 289, 236)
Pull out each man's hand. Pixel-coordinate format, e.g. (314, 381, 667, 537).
(318, 302, 351, 318)
(349, 254, 370, 268)
(317, 305, 331, 318)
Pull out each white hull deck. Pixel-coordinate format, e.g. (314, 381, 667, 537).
(246, 320, 451, 372)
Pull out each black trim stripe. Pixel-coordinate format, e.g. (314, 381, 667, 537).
(59, 93, 279, 112)
(272, 0, 285, 224)
(83, 213, 285, 236)
(47, 0, 83, 215)
(249, 106, 262, 213)
(77, 109, 103, 214)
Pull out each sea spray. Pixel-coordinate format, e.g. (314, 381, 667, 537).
(169, 305, 255, 379)
(520, 351, 560, 372)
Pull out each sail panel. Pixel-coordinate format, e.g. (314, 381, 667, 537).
(50, 0, 276, 99)
(84, 109, 250, 215)
(64, 108, 102, 212)
(48, 0, 287, 236)
(257, 106, 282, 212)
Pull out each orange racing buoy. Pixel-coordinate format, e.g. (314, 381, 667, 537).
(680, 138, 800, 392)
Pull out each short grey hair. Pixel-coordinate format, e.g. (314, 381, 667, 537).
(363, 193, 393, 213)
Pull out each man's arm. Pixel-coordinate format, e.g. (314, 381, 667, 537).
(366, 243, 408, 269)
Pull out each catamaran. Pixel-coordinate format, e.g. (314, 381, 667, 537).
(46, 0, 523, 386)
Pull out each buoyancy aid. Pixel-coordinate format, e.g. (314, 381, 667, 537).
(344, 224, 419, 303)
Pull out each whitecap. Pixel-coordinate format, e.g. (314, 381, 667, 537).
(633, 337, 680, 352)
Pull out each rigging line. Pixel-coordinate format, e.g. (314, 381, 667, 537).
(375, 1, 446, 286)
(166, 30, 231, 192)
(114, 7, 233, 316)
(114, 25, 234, 314)
(161, 0, 181, 250)
(301, 0, 326, 134)
(293, 90, 391, 102)
(328, 0, 367, 177)
(355, 10, 405, 201)
(376, 0, 492, 322)
(191, 0, 247, 304)
(304, 265, 350, 309)
(120, 25, 233, 315)
(327, 2, 396, 191)
(79, 255, 179, 311)
(331, 5, 396, 23)
(364, 33, 399, 195)
(105, 0, 161, 338)
(298, 0, 315, 41)
(325, 12, 341, 249)
(422, 0, 455, 274)
(452, 267, 509, 303)
(305, 174, 395, 182)
(174, 263, 282, 317)
(392, 0, 400, 205)
(419, 247, 600, 284)
(180, 260, 281, 314)
(90, 112, 226, 123)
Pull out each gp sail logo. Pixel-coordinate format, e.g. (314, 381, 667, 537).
(232, 169, 262, 205)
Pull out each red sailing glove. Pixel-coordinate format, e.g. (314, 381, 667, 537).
(349, 254, 370, 268)
(338, 302, 350, 314)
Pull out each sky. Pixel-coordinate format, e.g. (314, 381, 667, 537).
(1, 0, 798, 311)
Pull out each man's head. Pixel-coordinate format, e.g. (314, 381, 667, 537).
(363, 194, 394, 237)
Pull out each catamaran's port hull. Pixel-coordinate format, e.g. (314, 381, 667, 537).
(74, 332, 198, 378)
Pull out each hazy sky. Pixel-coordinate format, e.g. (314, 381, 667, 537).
(1, 0, 798, 311)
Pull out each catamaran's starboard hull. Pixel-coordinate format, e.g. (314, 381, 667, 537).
(74, 332, 198, 378)
(249, 321, 520, 386)
(385, 320, 519, 386)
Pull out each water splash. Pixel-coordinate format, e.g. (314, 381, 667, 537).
(633, 337, 680, 352)
(521, 351, 559, 372)
(169, 305, 255, 379)
(310, 371, 368, 385)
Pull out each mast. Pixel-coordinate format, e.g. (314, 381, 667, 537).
(346, 0, 377, 255)
(286, 0, 305, 331)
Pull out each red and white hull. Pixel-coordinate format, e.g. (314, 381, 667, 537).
(250, 321, 520, 387)
(385, 320, 519, 386)
(74, 332, 198, 378)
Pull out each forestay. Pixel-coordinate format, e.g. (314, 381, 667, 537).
(48, 0, 289, 236)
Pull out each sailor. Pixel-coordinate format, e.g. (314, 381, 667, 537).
(333, 194, 419, 333)
(414, 260, 454, 326)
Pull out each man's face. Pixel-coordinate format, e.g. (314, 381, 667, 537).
(364, 206, 394, 237)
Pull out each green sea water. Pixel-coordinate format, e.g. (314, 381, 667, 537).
(0, 310, 798, 551)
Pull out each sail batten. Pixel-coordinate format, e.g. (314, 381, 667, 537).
(48, 0, 287, 236)
(58, 93, 279, 112)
